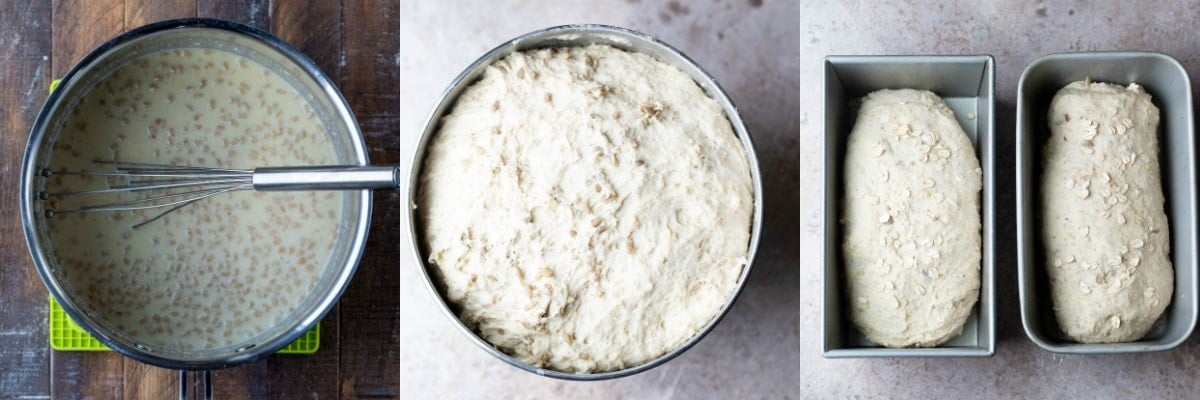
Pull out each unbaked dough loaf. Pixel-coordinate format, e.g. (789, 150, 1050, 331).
(842, 89, 982, 348)
(418, 45, 753, 373)
(1041, 80, 1172, 343)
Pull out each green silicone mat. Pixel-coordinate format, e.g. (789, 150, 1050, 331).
(42, 79, 318, 355)
(49, 297, 320, 354)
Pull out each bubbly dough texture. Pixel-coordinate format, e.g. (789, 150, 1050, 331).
(1042, 80, 1173, 343)
(842, 89, 982, 348)
(418, 45, 753, 373)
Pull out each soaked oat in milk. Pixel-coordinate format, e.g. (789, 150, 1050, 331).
(43, 48, 341, 350)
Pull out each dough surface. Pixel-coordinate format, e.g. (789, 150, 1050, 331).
(1041, 80, 1173, 343)
(418, 45, 753, 373)
(842, 89, 982, 348)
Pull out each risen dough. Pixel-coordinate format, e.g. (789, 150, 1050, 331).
(842, 89, 982, 348)
(1041, 80, 1172, 343)
(418, 45, 753, 373)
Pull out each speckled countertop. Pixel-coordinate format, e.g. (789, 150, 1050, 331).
(400, 0, 1200, 396)
(801, 1, 1200, 397)
(399, 0, 799, 398)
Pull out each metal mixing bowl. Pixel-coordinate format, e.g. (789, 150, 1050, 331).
(404, 24, 764, 380)
(20, 18, 372, 370)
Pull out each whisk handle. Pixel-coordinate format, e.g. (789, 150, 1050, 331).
(252, 166, 399, 191)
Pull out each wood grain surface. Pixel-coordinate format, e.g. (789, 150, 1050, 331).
(0, 0, 52, 397)
(0, 1, 400, 398)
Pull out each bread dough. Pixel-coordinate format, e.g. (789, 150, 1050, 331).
(417, 45, 753, 373)
(1042, 80, 1173, 343)
(842, 89, 982, 348)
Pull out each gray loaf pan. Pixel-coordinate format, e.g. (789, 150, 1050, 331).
(822, 55, 996, 358)
(1016, 52, 1198, 353)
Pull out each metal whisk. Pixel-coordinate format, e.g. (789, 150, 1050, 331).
(39, 160, 398, 229)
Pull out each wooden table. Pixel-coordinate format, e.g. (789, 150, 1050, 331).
(0, 1, 399, 398)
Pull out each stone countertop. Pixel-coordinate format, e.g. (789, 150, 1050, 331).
(399, 0, 800, 397)
(801, 1, 1200, 397)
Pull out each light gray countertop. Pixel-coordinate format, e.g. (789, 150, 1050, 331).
(400, 0, 1200, 397)
(801, 0, 1200, 397)
(399, 0, 799, 398)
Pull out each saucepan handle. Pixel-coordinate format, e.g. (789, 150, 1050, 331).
(252, 165, 400, 191)
(179, 370, 213, 400)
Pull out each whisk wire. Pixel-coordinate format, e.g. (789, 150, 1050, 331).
(38, 160, 398, 229)
(95, 160, 252, 174)
(50, 184, 254, 214)
(130, 184, 254, 230)
(115, 177, 254, 192)
(41, 160, 256, 228)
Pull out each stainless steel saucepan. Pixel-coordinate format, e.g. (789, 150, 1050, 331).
(21, 18, 373, 398)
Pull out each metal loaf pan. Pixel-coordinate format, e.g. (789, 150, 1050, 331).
(1016, 52, 1198, 353)
(822, 55, 996, 358)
